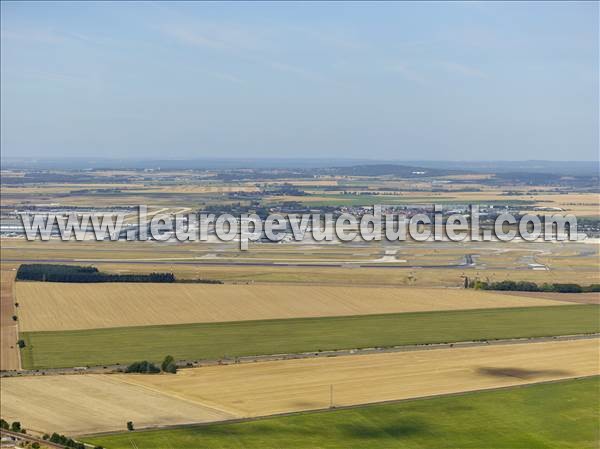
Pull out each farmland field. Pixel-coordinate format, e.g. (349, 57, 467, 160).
(15, 282, 572, 332)
(0, 373, 234, 435)
(20, 305, 600, 369)
(84, 376, 600, 449)
(105, 339, 599, 418)
(5, 339, 597, 436)
(0, 268, 20, 371)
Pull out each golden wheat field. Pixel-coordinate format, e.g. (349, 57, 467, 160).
(113, 339, 598, 418)
(15, 283, 571, 331)
(0, 268, 20, 371)
(1, 339, 596, 435)
(0, 374, 234, 435)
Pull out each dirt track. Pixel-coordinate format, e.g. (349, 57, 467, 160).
(16, 282, 572, 332)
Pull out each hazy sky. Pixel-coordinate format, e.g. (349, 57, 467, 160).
(1, 1, 598, 160)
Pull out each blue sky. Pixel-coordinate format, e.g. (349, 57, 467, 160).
(1, 1, 597, 160)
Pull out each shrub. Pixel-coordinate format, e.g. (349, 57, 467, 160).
(584, 284, 600, 292)
(468, 279, 593, 294)
(551, 283, 583, 293)
(161, 355, 177, 373)
(125, 361, 160, 374)
(127, 421, 134, 431)
(49, 432, 85, 449)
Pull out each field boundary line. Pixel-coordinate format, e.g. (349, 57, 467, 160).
(13, 270, 22, 371)
(108, 374, 242, 418)
(80, 375, 600, 438)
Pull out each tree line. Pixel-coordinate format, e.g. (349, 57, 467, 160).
(16, 264, 174, 283)
(465, 278, 600, 293)
(0, 419, 103, 449)
(125, 355, 177, 374)
(16, 264, 224, 284)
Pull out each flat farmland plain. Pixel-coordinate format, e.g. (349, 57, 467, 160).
(15, 282, 572, 332)
(4, 339, 596, 436)
(0, 374, 234, 435)
(0, 268, 20, 370)
(110, 339, 599, 418)
(20, 305, 600, 369)
(85, 377, 600, 449)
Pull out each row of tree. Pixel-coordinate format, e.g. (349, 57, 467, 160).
(125, 355, 177, 374)
(0, 419, 24, 433)
(45, 433, 86, 449)
(466, 278, 600, 293)
(0, 419, 103, 449)
(16, 264, 175, 283)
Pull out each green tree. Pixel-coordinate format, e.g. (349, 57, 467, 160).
(127, 421, 134, 431)
(161, 355, 177, 373)
(161, 355, 174, 371)
(125, 361, 160, 374)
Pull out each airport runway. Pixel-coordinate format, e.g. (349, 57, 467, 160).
(1, 256, 474, 269)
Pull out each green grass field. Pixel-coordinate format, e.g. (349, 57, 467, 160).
(85, 376, 600, 449)
(21, 305, 599, 369)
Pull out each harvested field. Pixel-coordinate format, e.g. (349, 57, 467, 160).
(0, 269, 20, 371)
(16, 283, 572, 332)
(0, 374, 234, 435)
(114, 339, 599, 418)
(21, 305, 600, 369)
(3, 340, 597, 436)
(85, 377, 600, 449)
(498, 291, 600, 305)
